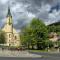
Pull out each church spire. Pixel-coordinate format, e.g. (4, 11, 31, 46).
(6, 5, 12, 25)
(7, 6, 12, 17)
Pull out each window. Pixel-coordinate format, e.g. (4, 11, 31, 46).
(9, 40, 10, 42)
(15, 36, 17, 39)
(9, 34, 11, 38)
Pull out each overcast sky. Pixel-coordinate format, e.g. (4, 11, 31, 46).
(0, 0, 60, 30)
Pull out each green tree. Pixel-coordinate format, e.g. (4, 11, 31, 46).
(48, 25, 56, 33)
(20, 26, 34, 49)
(20, 18, 48, 50)
(30, 18, 48, 49)
(0, 30, 6, 44)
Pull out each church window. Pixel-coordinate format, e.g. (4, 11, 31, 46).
(15, 36, 17, 39)
(9, 34, 11, 38)
(9, 40, 10, 42)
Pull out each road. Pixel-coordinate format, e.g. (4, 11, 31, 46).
(0, 57, 42, 60)
(0, 57, 60, 60)
(0, 52, 60, 60)
(0, 49, 60, 60)
(29, 51, 60, 57)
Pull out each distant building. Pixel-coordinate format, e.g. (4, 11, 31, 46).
(2, 7, 20, 47)
(48, 21, 60, 42)
(49, 32, 60, 42)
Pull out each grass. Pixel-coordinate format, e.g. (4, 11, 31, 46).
(30, 49, 48, 52)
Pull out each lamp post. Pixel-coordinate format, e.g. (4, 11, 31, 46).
(46, 41, 49, 52)
(47, 43, 49, 52)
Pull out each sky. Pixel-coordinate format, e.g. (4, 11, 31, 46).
(0, 0, 60, 30)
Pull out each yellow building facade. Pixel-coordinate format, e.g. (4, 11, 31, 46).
(2, 7, 20, 47)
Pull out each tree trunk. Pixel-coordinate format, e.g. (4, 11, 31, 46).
(37, 43, 40, 50)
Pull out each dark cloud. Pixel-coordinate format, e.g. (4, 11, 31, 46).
(49, 3, 60, 13)
(0, 0, 60, 30)
(8, 0, 60, 29)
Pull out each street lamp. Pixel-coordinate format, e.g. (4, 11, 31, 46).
(47, 43, 49, 52)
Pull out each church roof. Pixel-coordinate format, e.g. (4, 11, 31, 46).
(7, 6, 12, 17)
(2, 24, 18, 34)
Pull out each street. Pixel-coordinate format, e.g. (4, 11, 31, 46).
(0, 57, 42, 60)
(0, 52, 60, 60)
(0, 49, 60, 60)
(0, 56, 60, 60)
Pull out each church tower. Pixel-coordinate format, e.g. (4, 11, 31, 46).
(6, 6, 13, 33)
(6, 7, 14, 46)
(2, 6, 20, 47)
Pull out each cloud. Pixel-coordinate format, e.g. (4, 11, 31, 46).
(0, 0, 60, 30)
(0, 0, 8, 4)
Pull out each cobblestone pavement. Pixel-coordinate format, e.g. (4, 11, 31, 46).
(0, 50, 42, 57)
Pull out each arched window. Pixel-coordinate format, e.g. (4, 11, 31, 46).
(9, 34, 11, 38)
(15, 36, 17, 39)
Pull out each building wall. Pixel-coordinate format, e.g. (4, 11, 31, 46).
(49, 32, 59, 42)
(2, 7, 20, 47)
(2, 29, 20, 47)
(2, 15, 20, 47)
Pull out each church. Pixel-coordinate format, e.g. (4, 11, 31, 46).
(2, 7, 20, 47)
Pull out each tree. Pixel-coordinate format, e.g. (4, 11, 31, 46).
(30, 18, 48, 49)
(0, 30, 6, 44)
(48, 25, 56, 33)
(20, 25, 34, 49)
(48, 24, 60, 34)
(20, 18, 48, 50)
